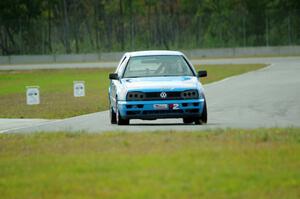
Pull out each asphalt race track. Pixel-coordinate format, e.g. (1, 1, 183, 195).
(1, 57, 300, 133)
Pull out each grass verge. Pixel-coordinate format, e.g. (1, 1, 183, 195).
(0, 128, 299, 199)
(0, 64, 266, 118)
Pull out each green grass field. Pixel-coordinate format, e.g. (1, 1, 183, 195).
(0, 128, 299, 199)
(0, 64, 266, 119)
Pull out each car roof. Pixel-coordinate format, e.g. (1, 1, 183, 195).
(125, 50, 184, 57)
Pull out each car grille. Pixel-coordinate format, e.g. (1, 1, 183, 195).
(144, 92, 182, 100)
(126, 90, 199, 101)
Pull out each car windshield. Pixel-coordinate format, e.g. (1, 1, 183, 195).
(123, 55, 194, 78)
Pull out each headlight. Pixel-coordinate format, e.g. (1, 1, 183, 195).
(126, 92, 145, 101)
(180, 90, 199, 99)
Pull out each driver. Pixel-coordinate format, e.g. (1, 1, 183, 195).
(155, 59, 180, 75)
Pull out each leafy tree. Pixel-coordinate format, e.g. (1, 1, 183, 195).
(0, 0, 299, 55)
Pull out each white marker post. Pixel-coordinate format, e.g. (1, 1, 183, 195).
(73, 81, 85, 97)
(26, 86, 40, 105)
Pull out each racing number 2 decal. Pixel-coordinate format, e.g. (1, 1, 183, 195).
(169, 104, 179, 110)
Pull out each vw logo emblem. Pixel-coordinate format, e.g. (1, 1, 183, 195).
(160, 92, 167, 98)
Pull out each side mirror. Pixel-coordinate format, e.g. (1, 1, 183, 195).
(198, 70, 207, 78)
(109, 73, 119, 80)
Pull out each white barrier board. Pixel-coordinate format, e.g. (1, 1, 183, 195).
(26, 86, 40, 105)
(74, 81, 85, 97)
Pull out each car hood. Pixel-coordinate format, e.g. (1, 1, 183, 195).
(121, 76, 199, 92)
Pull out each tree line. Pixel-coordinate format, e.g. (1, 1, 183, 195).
(0, 0, 299, 55)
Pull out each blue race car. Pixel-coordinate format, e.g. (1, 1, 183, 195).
(108, 50, 207, 125)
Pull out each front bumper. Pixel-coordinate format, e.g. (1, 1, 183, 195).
(118, 99, 205, 120)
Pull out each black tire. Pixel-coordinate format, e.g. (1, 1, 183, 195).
(116, 101, 129, 125)
(201, 101, 207, 123)
(194, 101, 207, 125)
(110, 107, 117, 124)
(194, 119, 202, 125)
(183, 118, 194, 124)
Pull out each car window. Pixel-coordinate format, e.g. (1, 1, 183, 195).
(117, 56, 129, 77)
(115, 55, 127, 72)
(123, 55, 194, 78)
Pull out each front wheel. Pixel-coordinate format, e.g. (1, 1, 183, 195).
(183, 118, 194, 124)
(194, 101, 207, 125)
(110, 107, 117, 124)
(116, 101, 129, 125)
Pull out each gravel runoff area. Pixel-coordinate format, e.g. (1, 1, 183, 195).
(1, 56, 300, 133)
